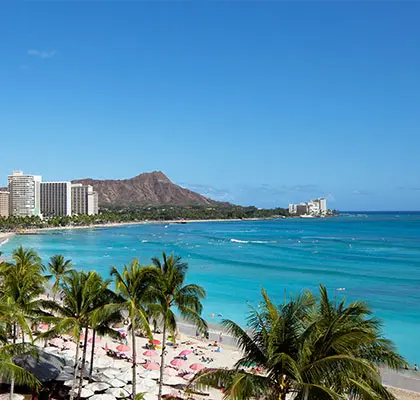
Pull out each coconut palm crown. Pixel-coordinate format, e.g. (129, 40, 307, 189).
(191, 285, 405, 400)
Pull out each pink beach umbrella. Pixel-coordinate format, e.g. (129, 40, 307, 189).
(149, 339, 161, 346)
(39, 324, 48, 331)
(163, 367, 178, 376)
(178, 350, 192, 357)
(116, 344, 131, 352)
(88, 336, 101, 344)
(144, 362, 160, 371)
(170, 359, 187, 368)
(143, 350, 158, 357)
(190, 363, 205, 371)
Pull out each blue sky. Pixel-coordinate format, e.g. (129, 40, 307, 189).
(1, 2, 419, 210)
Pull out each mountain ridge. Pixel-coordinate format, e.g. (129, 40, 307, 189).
(72, 171, 223, 207)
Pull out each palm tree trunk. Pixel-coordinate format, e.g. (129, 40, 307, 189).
(10, 323, 16, 400)
(88, 329, 96, 379)
(158, 318, 167, 400)
(69, 333, 81, 400)
(131, 321, 137, 400)
(77, 327, 89, 399)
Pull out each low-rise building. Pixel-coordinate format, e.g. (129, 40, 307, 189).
(289, 198, 328, 217)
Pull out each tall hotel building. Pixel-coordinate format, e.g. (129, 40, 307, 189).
(71, 184, 98, 215)
(40, 182, 72, 217)
(8, 171, 42, 217)
(0, 191, 9, 217)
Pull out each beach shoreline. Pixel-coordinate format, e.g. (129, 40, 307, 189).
(0, 232, 15, 247)
(8, 217, 278, 235)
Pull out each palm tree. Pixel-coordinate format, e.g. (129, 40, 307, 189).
(38, 270, 101, 400)
(0, 299, 41, 399)
(46, 255, 74, 301)
(0, 247, 46, 400)
(88, 287, 122, 379)
(191, 285, 405, 400)
(151, 252, 207, 400)
(110, 259, 155, 400)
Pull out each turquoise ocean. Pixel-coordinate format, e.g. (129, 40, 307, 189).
(1, 213, 420, 364)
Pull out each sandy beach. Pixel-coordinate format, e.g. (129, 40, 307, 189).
(28, 321, 420, 400)
(0, 232, 15, 247)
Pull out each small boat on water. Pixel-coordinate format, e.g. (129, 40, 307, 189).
(300, 214, 315, 218)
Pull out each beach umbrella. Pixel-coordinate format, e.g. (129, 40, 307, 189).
(163, 376, 185, 386)
(13, 349, 64, 383)
(144, 370, 160, 380)
(163, 367, 178, 376)
(102, 368, 121, 379)
(178, 349, 192, 356)
(38, 324, 48, 331)
(182, 373, 194, 381)
(95, 347, 107, 356)
(105, 388, 129, 398)
(149, 339, 161, 345)
(119, 369, 133, 383)
(190, 363, 205, 371)
(94, 357, 113, 369)
(170, 358, 187, 368)
(2, 395, 24, 400)
(43, 346, 60, 354)
(108, 378, 126, 388)
(143, 350, 157, 357)
(63, 341, 77, 350)
(90, 394, 115, 400)
(50, 338, 64, 347)
(89, 336, 101, 344)
(144, 362, 160, 371)
(55, 371, 74, 381)
(73, 388, 94, 399)
(116, 344, 130, 352)
(85, 382, 111, 393)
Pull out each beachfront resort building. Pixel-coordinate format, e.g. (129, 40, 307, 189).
(289, 198, 328, 217)
(0, 191, 9, 218)
(71, 184, 98, 215)
(8, 171, 42, 217)
(40, 182, 72, 217)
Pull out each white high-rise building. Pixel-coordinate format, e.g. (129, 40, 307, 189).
(71, 184, 98, 215)
(8, 171, 42, 217)
(40, 182, 72, 217)
(0, 191, 9, 218)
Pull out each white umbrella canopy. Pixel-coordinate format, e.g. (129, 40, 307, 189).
(102, 368, 121, 379)
(88, 393, 115, 400)
(105, 388, 130, 398)
(55, 371, 74, 381)
(163, 376, 185, 386)
(110, 359, 129, 369)
(72, 388, 94, 398)
(143, 370, 160, 380)
(85, 382, 111, 393)
(0, 394, 25, 400)
(95, 358, 114, 369)
(65, 379, 90, 387)
(108, 378, 126, 388)
(119, 369, 134, 382)
(43, 346, 60, 354)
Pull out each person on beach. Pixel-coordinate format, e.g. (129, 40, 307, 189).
(219, 331, 223, 344)
(414, 364, 418, 371)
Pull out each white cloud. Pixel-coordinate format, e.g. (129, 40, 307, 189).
(28, 49, 56, 59)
